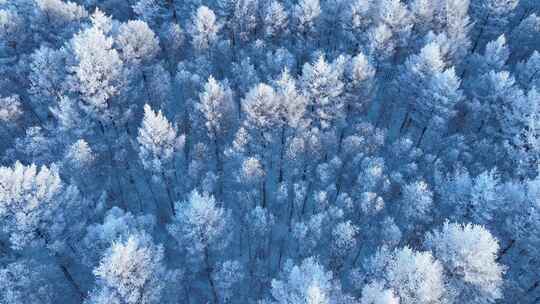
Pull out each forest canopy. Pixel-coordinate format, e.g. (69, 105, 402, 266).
(1, 0, 540, 303)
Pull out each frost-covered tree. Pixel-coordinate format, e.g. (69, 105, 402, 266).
(168, 190, 231, 258)
(132, 0, 166, 26)
(301, 55, 345, 131)
(264, 1, 288, 40)
(0, 161, 84, 250)
(62, 139, 96, 187)
(82, 207, 155, 266)
(330, 220, 359, 269)
(213, 260, 244, 303)
(196, 76, 236, 192)
(0, 95, 22, 126)
(424, 222, 504, 303)
(343, 53, 376, 118)
(197, 76, 236, 140)
(33, 0, 88, 44)
(168, 190, 231, 303)
(243, 83, 281, 133)
(511, 13, 540, 61)
(116, 20, 160, 65)
(226, 0, 259, 44)
(466, 68, 529, 167)
(469, 35, 510, 77)
(410, 0, 472, 63)
(0, 259, 55, 304)
(397, 180, 433, 234)
(87, 234, 172, 304)
(0, 161, 87, 299)
(274, 68, 308, 129)
(67, 9, 125, 122)
(359, 281, 399, 304)
(516, 51, 540, 90)
(64, 139, 94, 169)
(0, 8, 26, 55)
(28, 46, 67, 118)
(137, 104, 179, 174)
(470, 0, 519, 52)
(137, 104, 181, 214)
(269, 257, 351, 304)
(398, 41, 462, 145)
(362, 246, 446, 304)
(189, 6, 221, 52)
(293, 0, 321, 42)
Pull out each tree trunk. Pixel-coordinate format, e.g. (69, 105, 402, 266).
(278, 126, 286, 183)
(204, 248, 219, 304)
(416, 125, 428, 147)
(399, 110, 410, 134)
(167, 0, 178, 22)
(143, 174, 163, 220)
(496, 239, 515, 262)
(352, 240, 364, 266)
(471, 14, 489, 55)
(37, 230, 84, 302)
(214, 137, 223, 199)
(100, 121, 127, 210)
(161, 170, 176, 217)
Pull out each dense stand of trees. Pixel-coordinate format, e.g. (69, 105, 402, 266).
(1, 0, 540, 303)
